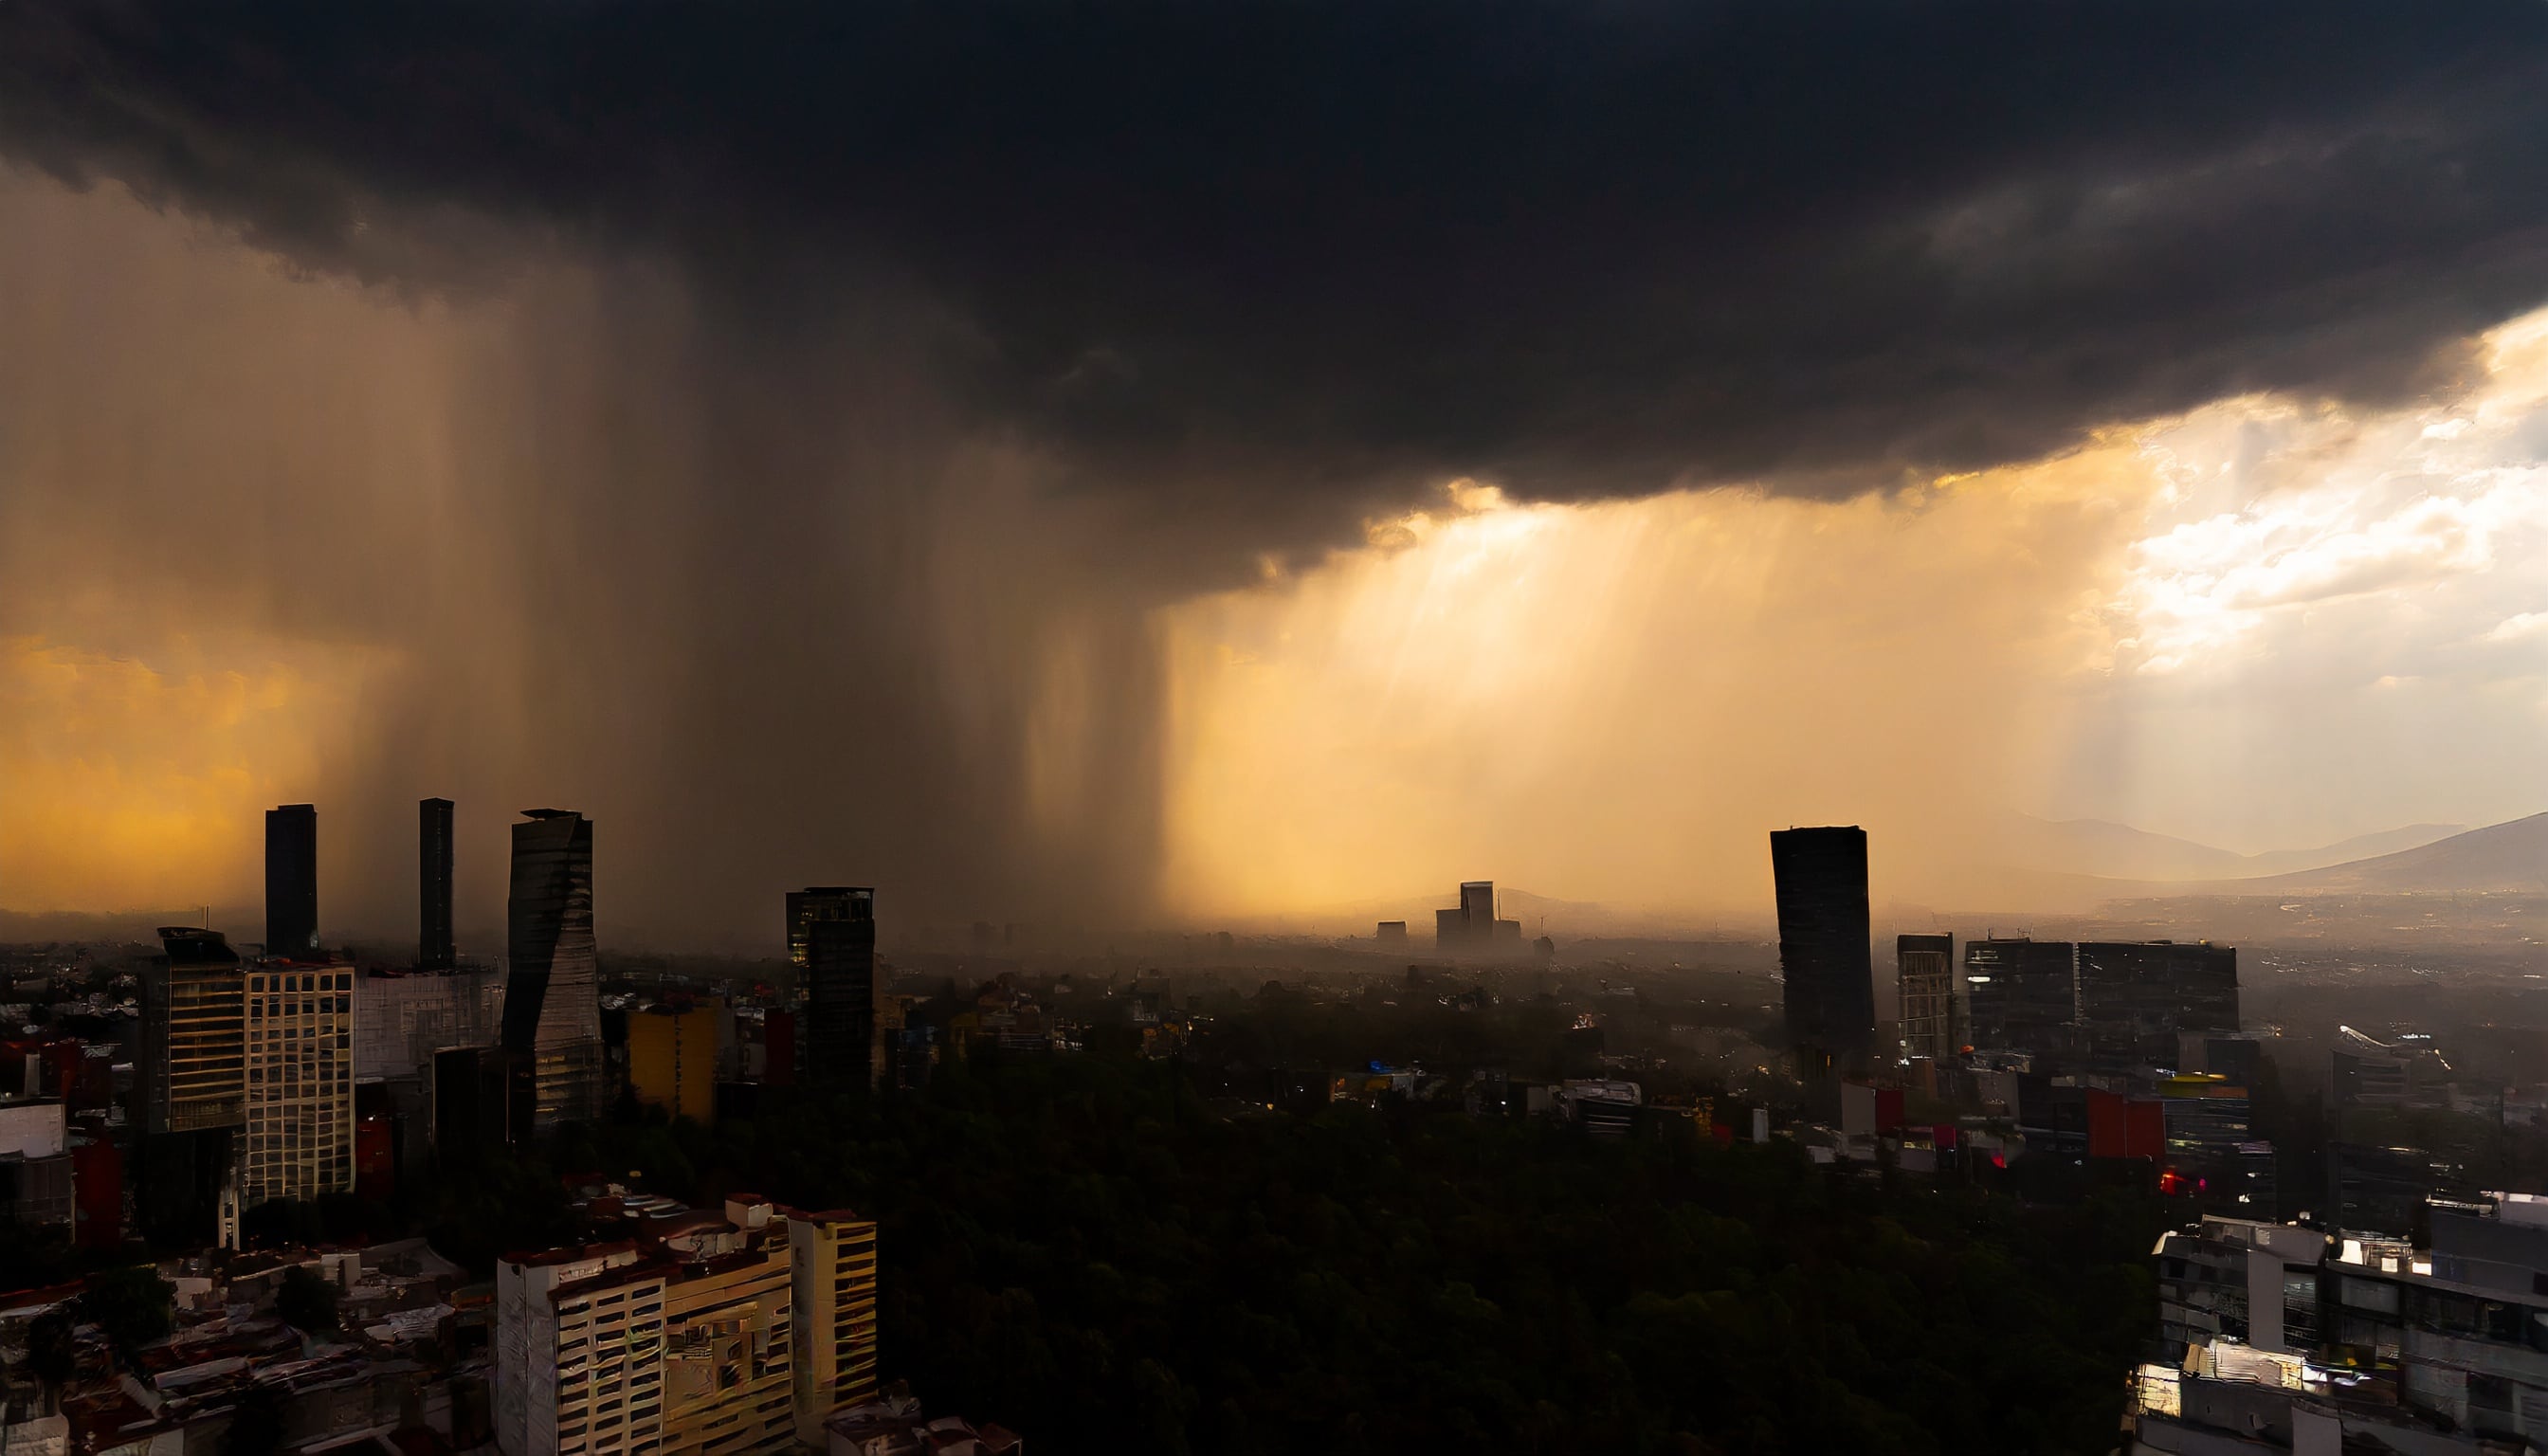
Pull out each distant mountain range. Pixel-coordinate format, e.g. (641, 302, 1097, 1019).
(2001, 813, 2466, 883)
(2209, 811, 2548, 895)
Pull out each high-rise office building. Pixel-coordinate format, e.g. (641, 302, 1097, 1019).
(803, 897, 878, 1090)
(264, 804, 319, 956)
(140, 926, 247, 1247)
(143, 927, 248, 1136)
(1769, 828, 1876, 1071)
(501, 810, 605, 1130)
(241, 960, 355, 1208)
(1964, 937, 2077, 1058)
(420, 796, 456, 970)
(2077, 939, 2239, 1071)
(1896, 933, 1957, 1062)
(786, 886, 866, 970)
(1431, 880, 1520, 956)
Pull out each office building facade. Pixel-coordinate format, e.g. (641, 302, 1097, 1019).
(1769, 828, 1876, 1071)
(804, 903, 878, 1091)
(420, 796, 457, 970)
(140, 927, 248, 1247)
(143, 927, 247, 1135)
(241, 961, 356, 1208)
(356, 966, 507, 1085)
(786, 887, 867, 970)
(1896, 933, 1956, 1062)
(1963, 937, 2076, 1058)
(502, 810, 606, 1130)
(2076, 938, 2238, 1071)
(264, 804, 319, 956)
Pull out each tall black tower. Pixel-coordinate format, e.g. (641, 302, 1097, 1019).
(264, 804, 318, 956)
(802, 890, 878, 1090)
(420, 797, 456, 970)
(1769, 826, 1875, 1075)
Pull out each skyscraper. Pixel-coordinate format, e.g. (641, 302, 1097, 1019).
(1769, 827, 1876, 1072)
(264, 804, 318, 956)
(1897, 933, 1957, 1062)
(804, 894, 878, 1090)
(420, 796, 456, 970)
(500, 810, 604, 1130)
(787, 886, 866, 968)
(1964, 937, 2077, 1057)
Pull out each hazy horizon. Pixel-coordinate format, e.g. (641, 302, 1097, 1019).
(6, 2, 2547, 947)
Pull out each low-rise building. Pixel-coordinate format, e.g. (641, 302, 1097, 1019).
(2136, 1194, 2548, 1452)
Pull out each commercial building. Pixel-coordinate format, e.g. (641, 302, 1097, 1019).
(494, 1195, 881, 1456)
(240, 960, 356, 1209)
(1430, 882, 1521, 958)
(264, 804, 320, 957)
(803, 895, 879, 1092)
(1896, 934, 1956, 1062)
(787, 888, 869, 971)
(420, 796, 457, 970)
(140, 926, 248, 1247)
(2076, 939, 2238, 1072)
(1375, 921, 1408, 948)
(1769, 828, 1875, 1073)
(0, 1097, 73, 1229)
(1963, 937, 2075, 1059)
(2137, 1196, 2548, 1452)
(629, 1001, 724, 1125)
(501, 810, 606, 1130)
(142, 928, 247, 1136)
(2331, 1025, 2412, 1110)
(355, 966, 507, 1085)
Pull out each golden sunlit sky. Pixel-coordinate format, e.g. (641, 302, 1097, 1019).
(5, 166, 2544, 941)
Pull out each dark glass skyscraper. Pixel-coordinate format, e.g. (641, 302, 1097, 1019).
(500, 810, 603, 1129)
(787, 886, 866, 969)
(420, 797, 456, 970)
(264, 803, 318, 956)
(1769, 827, 1875, 1071)
(802, 890, 878, 1089)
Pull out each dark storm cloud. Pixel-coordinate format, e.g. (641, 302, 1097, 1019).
(9, 0, 2548, 513)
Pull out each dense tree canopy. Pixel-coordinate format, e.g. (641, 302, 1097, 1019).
(440, 1042, 2153, 1455)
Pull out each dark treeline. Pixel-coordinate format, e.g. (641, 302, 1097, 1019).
(424, 1041, 2153, 1456)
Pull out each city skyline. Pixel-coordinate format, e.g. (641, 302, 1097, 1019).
(6, 4, 2548, 943)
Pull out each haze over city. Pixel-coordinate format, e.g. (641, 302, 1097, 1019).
(16, 7, 2548, 1456)
(7, 1, 2548, 947)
